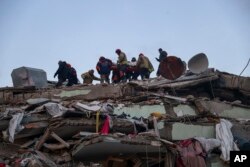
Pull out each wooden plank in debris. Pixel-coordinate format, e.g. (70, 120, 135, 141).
(149, 92, 187, 102)
(50, 131, 70, 148)
(35, 128, 51, 150)
(21, 139, 38, 148)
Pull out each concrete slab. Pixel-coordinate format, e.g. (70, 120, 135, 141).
(173, 104, 197, 116)
(72, 136, 163, 161)
(114, 105, 166, 118)
(160, 122, 215, 140)
(198, 100, 250, 119)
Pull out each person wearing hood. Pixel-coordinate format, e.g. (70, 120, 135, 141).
(54, 60, 68, 87)
(66, 63, 78, 86)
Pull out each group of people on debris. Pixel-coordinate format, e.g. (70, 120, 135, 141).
(54, 48, 168, 86)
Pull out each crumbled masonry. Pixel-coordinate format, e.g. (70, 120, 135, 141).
(0, 69, 250, 167)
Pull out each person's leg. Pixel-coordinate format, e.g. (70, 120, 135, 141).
(120, 64, 128, 82)
(105, 74, 110, 84)
(56, 77, 65, 87)
(100, 75, 105, 83)
(140, 68, 147, 80)
(156, 64, 161, 76)
(145, 69, 150, 79)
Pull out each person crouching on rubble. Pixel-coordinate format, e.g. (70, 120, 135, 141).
(96, 56, 112, 84)
(136, 53, 154, 80)
(66, 63, 79, 86)
(54, 60, 68, 87)
(81, 69, 101, 84)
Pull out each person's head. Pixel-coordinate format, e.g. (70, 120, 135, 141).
(89, 69, 94, 74)
(99, 56, 105, 62)
(66, 63, 71, 68)
(115, 49, 121, 55)
(139, 53, 144, 57)
(58, 60, 63, 65)
(131, 57, 136, 62)
(159, 48, 163, 53)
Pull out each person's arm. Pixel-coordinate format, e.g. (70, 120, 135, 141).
(93, 75, 101, 81)
(81, 73, 86, 79)
(54, 66, 61, 78)
(148, 60, 154, 72)
(96, 63, 101, 74)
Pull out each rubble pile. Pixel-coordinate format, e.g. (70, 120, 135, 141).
(0, 69, 250, 167)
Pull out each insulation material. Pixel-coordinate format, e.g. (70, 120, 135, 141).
(8, 112, 24, 143)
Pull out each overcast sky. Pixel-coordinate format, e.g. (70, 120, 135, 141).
(0, 0, 249, 87)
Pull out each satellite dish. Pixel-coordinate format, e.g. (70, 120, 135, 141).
(159, 56, 186, 80)
(188, 53, 209, 74)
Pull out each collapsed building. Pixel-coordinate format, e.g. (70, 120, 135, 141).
(0, 55, 250, 167)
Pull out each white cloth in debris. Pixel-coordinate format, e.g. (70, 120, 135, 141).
(194, 137, 221, 153)
(9, 112, 24, 143)
(216, 119, 239, 161)
(76, 102, 101, 111)
(100, 103, 114, 115)
(44, 103, 67, 117)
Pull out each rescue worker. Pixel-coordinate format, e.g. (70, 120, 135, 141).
(156, 48, 168, 76)
(115, 49, 128, 82)
(136, 53, 154, 79)
(127, 57, 139, 80)
(81, 69, 101, 84)
(111, 64, 121, 84)
(66, 63, 78, 86)
(96, 56, 112, 84)
(54, 60, 68, 87)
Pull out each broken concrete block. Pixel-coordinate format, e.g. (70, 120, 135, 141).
(44, 103, 67, 117)
(11, 66, 47, 88)
(197, 100, 250, 119)
(26, 98, 50, 105)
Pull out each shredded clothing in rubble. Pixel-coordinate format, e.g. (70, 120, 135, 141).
(176, 139, 207, 167)
(216, 119, 239, 161)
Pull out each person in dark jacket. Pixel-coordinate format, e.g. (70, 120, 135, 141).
(54, 61, 68, 87)
(66, 63, 78, 86)
(96, 57, 112, 84)
(156, 48, 168, 76)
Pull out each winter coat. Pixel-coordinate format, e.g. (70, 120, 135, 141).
(137, 56, 154, 72)
(117, 52, 128, 65)
(81, 72, 100, 84)
(54, 61, 68, 80)
(96, 59, 112, 75)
